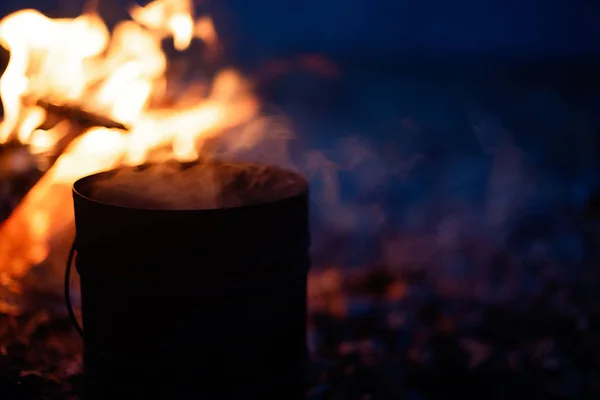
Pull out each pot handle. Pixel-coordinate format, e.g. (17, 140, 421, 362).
(65, 238, 85, 338)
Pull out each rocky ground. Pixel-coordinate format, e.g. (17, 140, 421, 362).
(2, 265, 600, 399)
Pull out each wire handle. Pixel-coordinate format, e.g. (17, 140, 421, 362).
(65, 238, 84, 338)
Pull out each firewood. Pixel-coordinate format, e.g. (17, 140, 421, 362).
(36, 100, 129, 131)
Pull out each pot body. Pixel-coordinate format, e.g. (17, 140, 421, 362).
(72, 164, 310, 399)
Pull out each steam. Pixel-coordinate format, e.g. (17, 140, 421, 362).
(88, 161, 306, 210)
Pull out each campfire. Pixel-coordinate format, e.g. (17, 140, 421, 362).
(2, 0, 600, 399)
(0, 0, 330, 395)
(0, 0, 264, 310)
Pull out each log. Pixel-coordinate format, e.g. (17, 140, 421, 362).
(36, 100, 129, 131)
(0, 44, 9, 118)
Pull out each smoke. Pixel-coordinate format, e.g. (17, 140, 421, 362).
(252, 70, 599, 303)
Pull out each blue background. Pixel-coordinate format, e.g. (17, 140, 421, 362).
(2, 0, 599, 63)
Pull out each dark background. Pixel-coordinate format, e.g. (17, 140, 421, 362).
(2, 0, 600, 61)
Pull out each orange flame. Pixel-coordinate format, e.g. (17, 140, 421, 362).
(0, 0, 260, 297)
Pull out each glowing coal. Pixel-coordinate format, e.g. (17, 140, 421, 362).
(87, 162, 306, 210)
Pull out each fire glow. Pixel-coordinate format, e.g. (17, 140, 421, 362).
(0, 0, 262, 302)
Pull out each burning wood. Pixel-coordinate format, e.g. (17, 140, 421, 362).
(36, 100, 128, 131)
(0, 129, 125, 309)
(0, 0, 259, 300)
